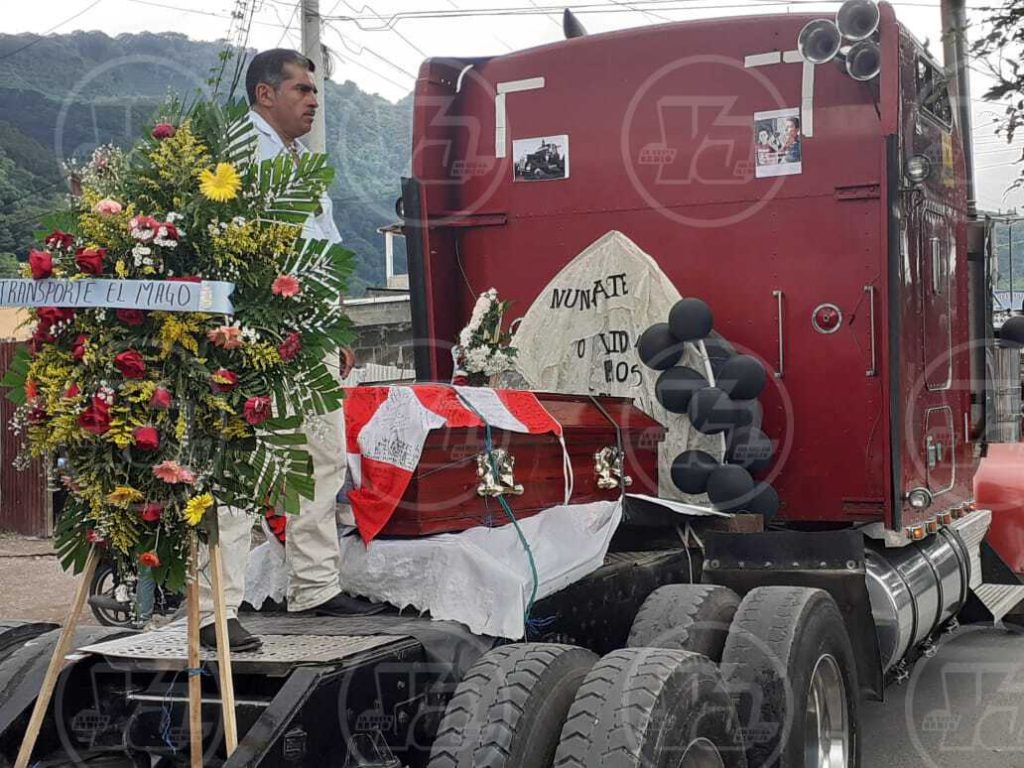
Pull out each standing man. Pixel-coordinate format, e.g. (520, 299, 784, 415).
(198, 49, 381, 651)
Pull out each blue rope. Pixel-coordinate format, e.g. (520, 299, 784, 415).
(160, 670, 183, 751)
(162, 665, 210, 750)
(452, 390, 541, 631)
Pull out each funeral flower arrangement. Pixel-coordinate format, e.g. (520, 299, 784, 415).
(456, 288, 518, 386)
(2, 100, 354, 588)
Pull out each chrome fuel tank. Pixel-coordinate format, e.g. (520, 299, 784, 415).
(865, 523, 972, 672)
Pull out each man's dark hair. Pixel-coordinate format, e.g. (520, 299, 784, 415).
(245, 49, 315, 105)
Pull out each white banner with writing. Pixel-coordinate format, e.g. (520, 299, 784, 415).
(0, 278, 235, 314)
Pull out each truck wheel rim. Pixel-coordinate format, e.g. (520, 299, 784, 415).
(804, 653, 849, 768)
(679, 736, 725, 768)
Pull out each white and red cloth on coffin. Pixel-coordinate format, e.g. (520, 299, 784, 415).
(343, 384, 568, 542)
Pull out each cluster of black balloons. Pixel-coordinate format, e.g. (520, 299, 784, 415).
(638, 298, 780, 520)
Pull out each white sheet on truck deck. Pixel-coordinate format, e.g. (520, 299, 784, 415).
(246, 499, 623, 639)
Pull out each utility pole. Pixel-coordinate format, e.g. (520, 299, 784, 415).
(301, 0, 327, 153)
(1010, 220, 1015, 310)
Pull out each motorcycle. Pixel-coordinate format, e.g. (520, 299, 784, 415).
(87, 557, 183, 628)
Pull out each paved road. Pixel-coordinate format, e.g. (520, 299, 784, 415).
(862, 623, 1024, 767)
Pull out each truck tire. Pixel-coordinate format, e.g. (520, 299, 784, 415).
(0, 621, 58, 662)
(720, 586, 860, 768)
(427, 643, 598, 768)
(627, 584, 740, 662)
(553, 648, 747, 768)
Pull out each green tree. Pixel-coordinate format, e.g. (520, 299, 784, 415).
(974, 2, 1024, 188)
(0, 252, 19, 278)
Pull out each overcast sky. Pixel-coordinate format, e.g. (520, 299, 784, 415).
(5, 0, 1024, 211)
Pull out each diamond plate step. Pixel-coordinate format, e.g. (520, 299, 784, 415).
(973, 583, 1024, 622)
(79, 624, 409, 675)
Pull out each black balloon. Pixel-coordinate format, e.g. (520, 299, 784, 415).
(717, 354, 767, 401)
(707, 465, 755, 511)
(702, 334, 735, 378)
(1002, 315, 1024, 348)
(688, 386, 740, 435)
(726, 426, 774, 473)
(669, 297, 714, 341)
(638, 323, 685, 370)
(732, 399, 763, 430)
(656, 367, 708, 414)
(670, 450, 719, 495)
(745, 483, 780, 520)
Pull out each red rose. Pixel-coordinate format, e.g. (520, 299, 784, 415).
(149, 387, 172, 410)
(210, 368, 239, 393)
(74, 246, 106, 275)
(133, 426, 160, 452)
(151, 123, 176, 140)
(44, 230, 74, 249)
(160, 221, 179, 241)
(278, 332, 302, 362)
(116, 309, 146, 326)
(37, 306, 75, 329)
(28, 250, 52, 279)
(72, 334, 88, 361)
(244, 395, 272, 425)
(30, 324, 55, 347)
(139, 551, 161, 567)
(114, 350, 146, 379)
(79, 397, 111, 435)
(140, 503, 163, 522)
(64, 383, 80, 398)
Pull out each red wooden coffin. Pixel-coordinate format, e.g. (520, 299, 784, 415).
(380, 392, 665, 537)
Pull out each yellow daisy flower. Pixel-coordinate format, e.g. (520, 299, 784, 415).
(107, 485, 144, 507)
(198, 162, 241, 203)
(183, 493, 214, 526)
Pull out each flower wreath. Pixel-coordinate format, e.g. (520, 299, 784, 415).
(3, 101, 354, 589)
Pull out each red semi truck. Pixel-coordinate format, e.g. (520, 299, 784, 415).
(405, 0, 976, 535)
(5, 2, 1024, 768)
(394, 0, 1024, 762)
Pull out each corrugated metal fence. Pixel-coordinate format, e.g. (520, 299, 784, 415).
(0, 341, 52, 537)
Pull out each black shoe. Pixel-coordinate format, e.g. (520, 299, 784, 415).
(311, 593, 386, 617)
(199, 618, 263, 652)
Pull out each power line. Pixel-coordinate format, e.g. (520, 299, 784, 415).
(321, 21, 417, 92)
(315, 0, 991, 30)
(0, 0, 105, 61)
(273, 1, 302, 47)
(332, 0, 429, 56)
(123, 0, 288, 31)
(321, 19, 417, 80)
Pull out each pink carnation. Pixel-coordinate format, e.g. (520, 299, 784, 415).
(92, 198, 123, 216)
(207, 325, 243, 350)
(152, 460, 196, 485)
(271, 274, 301, 298)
